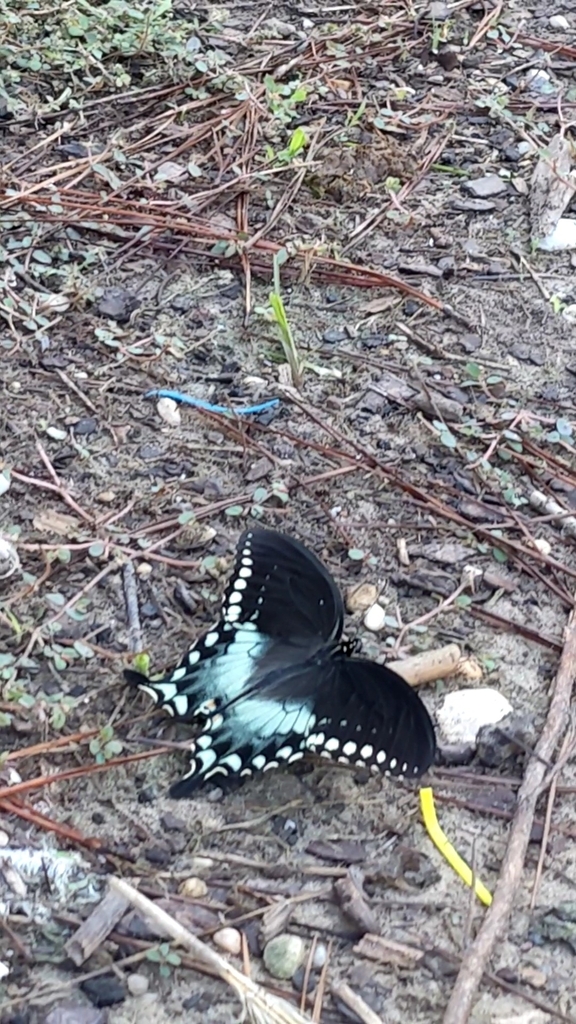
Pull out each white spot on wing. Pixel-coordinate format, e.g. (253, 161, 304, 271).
(360, 744, 373, 760)
(389, 758, 397, 770)
(171, 667, 187, 682)
(376, 750, 387, 765)
(222, 753, 243, 772)
(157, 682, 177, 701)
(172, 695, 190, 717)
(342, 740, 357, 757)
(324, 737, 340, 752)
(204, 632, 219, 648)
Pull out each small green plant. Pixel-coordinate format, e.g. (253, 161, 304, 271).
(146, 943, 182, 977)
(266, 126, 308, 165)
(89, 725, 123, 764)
(264, 76, 307, 123)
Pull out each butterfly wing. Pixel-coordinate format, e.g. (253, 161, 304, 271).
(125, 528, 344, 722)
(169, 654, 436, 797)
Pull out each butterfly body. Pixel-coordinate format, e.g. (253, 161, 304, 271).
(125, 528, 436, 797)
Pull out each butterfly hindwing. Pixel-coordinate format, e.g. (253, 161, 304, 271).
(168, 652, 435, 796)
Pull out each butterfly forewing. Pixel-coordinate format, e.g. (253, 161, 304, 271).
(220, 528, 344, 642)
(125, 528, 343, 721)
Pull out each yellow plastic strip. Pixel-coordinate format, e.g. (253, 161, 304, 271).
(419, 786, 493, 907)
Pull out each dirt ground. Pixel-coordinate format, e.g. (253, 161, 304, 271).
(2, 1, 576, 1022)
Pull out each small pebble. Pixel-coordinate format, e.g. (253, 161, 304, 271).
(363, 603, 387, 633)
(462, 174, 507, 199)
(136, 562, 152, 579)
(533, 538, 552, 556)
(188, 856, 214, 872)
(81, 975, 126, 1007)
(345, 582, 379, 614)
(73, 417, 98, 436)
(157, 397, 181, 427)
(179, 877, 208, 899)
(549, 14, 569, 29)
(0, 830, 9, 847)
(312, 942, 328, 969)
(437, 688, 514, 745)
(263, 934, 306, 979)
(213, 927, 242, 955)
(127, 973, 149, 997)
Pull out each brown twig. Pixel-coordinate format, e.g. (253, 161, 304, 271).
(442, 598, 576, 1024)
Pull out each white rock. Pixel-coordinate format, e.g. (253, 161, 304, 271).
(0, 538, 19, 579)
(538, 218, 576, 252)
(437, 688, 513, 744)
(312, 942, 328, 969)
(526, 69, 551, 93)
(562, 304, 576, 325)
(179, 876, 208, 898)
(0, 962, 9, 980)
(127, 972, 149, 996)
(213, 927, 242, 955)
(363, 603, 387, 633)
(157, 397, 181, 426)
(532, 538, 551, 556)
(517, 141, 534, 157)
(549, 14, 569, 30)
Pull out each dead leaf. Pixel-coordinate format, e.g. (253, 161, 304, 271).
(33, 510, 82, 537)
(154, 161, 187, 183)
(306, 840, 366, 864)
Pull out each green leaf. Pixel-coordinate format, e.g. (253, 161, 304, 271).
(133, 652, 150, 675)
(347, 548, 365, 561)
(440, 430, 457, 449)
(492, 547, 508, 564)
(177, 510, 196, 525)
(546, 430, 560, 443)
(464, 362, 481, 380)
(252, 487, 269, 503)
(73, 640, 94, 659)
(556, 418, 572, 437)
(89, 541, 105, 558)
(455, 594, 472, 608)
(224, 505, 243, 517)
(100, 725, 114, 743)
(56, 547, 71, 563)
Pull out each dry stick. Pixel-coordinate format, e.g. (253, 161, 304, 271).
(109, 877, 314, 1024)
(331, 983, 387, 1024)
(442, 599, 576, 1024)
(530, 725, 576, 910)
(122, 561, 142, 653)
(65, 889, 131, 966)
(387, 643, 461, 687)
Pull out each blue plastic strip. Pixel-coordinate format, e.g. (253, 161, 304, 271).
(145, 390, 280, 416)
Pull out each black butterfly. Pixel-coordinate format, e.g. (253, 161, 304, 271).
(125, 528, 436, 798)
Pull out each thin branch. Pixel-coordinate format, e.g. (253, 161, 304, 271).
(442, 599, 576, 1024)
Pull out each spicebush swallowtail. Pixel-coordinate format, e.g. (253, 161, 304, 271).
(125, 528, 436, 797)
